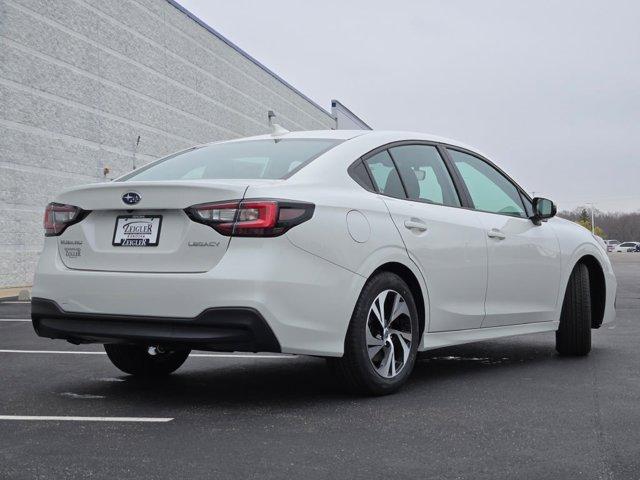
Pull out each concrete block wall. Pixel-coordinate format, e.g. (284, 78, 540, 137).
(0, 0, 336, 288)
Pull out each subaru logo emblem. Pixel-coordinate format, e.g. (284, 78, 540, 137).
(122, 192, 141, 205)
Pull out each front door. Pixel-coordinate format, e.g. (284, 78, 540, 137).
(447, 148, 561, 327)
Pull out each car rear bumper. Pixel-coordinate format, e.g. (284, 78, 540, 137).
(31, 297, 281, 352)
(31, 236, 365, 357)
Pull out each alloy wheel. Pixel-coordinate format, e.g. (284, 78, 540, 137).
(366, 289, 413, 378)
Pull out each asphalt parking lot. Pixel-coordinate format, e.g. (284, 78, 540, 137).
(1, 254, 639, 480)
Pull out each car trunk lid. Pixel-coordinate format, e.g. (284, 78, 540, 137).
(54, 180, 259, 273)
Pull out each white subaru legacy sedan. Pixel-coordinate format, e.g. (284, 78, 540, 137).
(31, 130, 616, 395)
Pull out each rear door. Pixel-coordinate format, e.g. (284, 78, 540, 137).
(364, 144, 488, 332)
(55, 180, 250, 273)
(446, 148, 561, 327)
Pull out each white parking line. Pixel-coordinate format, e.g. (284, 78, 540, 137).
(0, 319, 31, 322)
(192, 352, 295, 358)
(0, 349, 295, 359)
(0, 415, 173, 423)
(0, 349, 104, 355)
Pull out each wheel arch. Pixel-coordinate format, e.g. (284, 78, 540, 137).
(570, 254, 606, 328)
(369, 262, 427, 338)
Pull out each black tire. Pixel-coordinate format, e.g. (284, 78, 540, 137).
(556, 263, 592, 356)
(329, 272, 420, 396)
(104, 344, 190, 377)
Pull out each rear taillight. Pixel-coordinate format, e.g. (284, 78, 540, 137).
(43, 203, 86, 236)
(185, 199, 314, 237)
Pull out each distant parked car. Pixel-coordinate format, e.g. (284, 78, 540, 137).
(615, 242, 640, 252)
(605, 240, 620, 252)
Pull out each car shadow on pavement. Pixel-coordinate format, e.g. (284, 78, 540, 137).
(49, 334, 601, 410)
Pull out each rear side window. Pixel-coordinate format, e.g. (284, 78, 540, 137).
(118, 139, 343, 181)
(389, 145, 460, 207)
(448, 149, 526, 218)
(348, 160, 375, 191)
(364, 151, 406, 199)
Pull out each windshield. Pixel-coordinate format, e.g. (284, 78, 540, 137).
(118, 139, 342, 182)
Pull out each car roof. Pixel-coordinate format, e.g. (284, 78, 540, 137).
(214, 130, 366, 143)
(213, 130, 488, 157)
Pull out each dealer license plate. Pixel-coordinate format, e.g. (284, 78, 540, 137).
(112, 215, 162, 247)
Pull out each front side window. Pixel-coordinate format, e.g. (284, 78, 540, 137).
(118, 139, 342, 181)
(520, 192, 534, 217)
(364, 151, 406, 198)
(389, 145, 460, 207)
(448, 149, 526, 218)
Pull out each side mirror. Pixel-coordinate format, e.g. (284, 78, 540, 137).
(532, 197, 556, 222)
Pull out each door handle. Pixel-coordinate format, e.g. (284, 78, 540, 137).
(487, 228, 506, 240)
(404, 220, 428, 232)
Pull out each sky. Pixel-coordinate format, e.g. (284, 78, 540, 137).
(178, 0, 640, 212)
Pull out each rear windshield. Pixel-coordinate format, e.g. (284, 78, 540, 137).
(118, 139, 342, 181)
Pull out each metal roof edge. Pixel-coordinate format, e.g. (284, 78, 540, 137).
(331, 99, 372, 130)
(166, 0, 333, 120)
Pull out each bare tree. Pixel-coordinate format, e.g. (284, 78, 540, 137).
(559, 207, 640, 241)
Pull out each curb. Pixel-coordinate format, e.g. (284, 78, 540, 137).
(0, 287, 32, 301)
